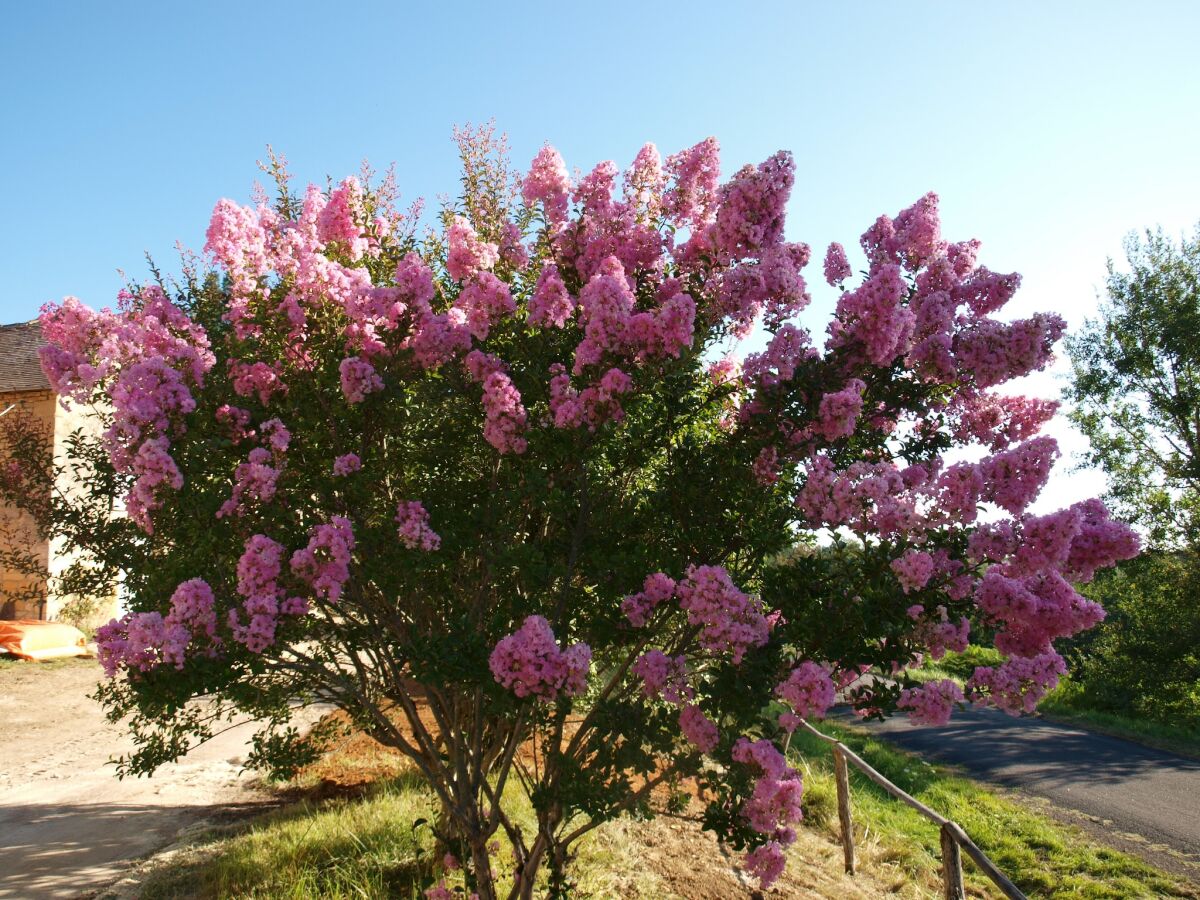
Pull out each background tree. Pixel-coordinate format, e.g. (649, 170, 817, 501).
(1066, 226, 1200, 548)
(3, 128, 1137, 899)
(1062, 226, 1200, 726)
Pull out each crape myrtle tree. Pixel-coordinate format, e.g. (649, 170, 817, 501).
(8, 125, 1139, 898)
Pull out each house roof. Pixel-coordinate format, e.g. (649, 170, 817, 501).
(0, 321, 51, 393)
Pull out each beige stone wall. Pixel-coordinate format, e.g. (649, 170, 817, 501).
(47, 397, 121, 627)
(0, 391, 53, 619)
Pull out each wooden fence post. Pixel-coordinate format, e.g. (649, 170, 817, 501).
(833, 746, 856, 875)
(941, 823, 965, 900)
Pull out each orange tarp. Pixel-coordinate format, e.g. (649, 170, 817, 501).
(0, 620, 90, 661)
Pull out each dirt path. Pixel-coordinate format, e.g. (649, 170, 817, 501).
(0, 659, 323, 899)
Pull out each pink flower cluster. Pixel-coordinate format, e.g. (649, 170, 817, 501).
(332, 453, 362, 476)
(39, 289, 215, 532)
(891, 550, 935, 594)
(290, 516, 355, 602)
(621, 572, 678, 626)
(664, 137, 721, 228)
(548, 364, 633, 430)
(454, 273, 515, 340)
(675, 565, 769, 665)
(95, 578, 225, 677)
(732, 737, 804, 889)
(955, 314, 1066, 388)
(527, 264, 575, 328)
(395, 500, 441, 551)
(229, 535, 293, 652)
(828, 263, 914, 366)
(897, 679, 964, 726)
(339, 356, 384, 404)
(317, 178, 368, 261)
(230, 360, 287, 405)
(815, 378, 866, 441)
(521, 144, 572, 227)
(126, 437, 183, 533)
(823, 242, 852, 286)
(967, 651, 1067, 715)
(489, 615, 591, 700)
(775, 661, 836, 730)
(445, 216, 499, 282)
(480, 372, 528, 454)
(217, 447, 280, 519)
(678, 704, 719, 752)
(631, 650, 693, 703)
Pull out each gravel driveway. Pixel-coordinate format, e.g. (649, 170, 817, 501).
(0, 658, 321, 899)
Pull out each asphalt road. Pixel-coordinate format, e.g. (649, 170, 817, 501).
(845, 705, 1200, 878)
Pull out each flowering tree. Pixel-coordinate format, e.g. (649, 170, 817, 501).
(9, 126, 1139, 898)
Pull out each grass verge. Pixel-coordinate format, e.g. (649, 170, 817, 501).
(791, 719, 1199, 899)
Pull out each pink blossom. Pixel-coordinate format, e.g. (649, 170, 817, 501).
(898, 679, 963, 726)
(290, 516, 355, 602)
(126, 438, 183, 533)
(744, 842, 787, 890)
(623, 142, 666, 219)
(955, 314, 1066, 388)
(664, 137, 720, 227)
(339, 356, 384, 404)
(395, 500, 441, 551)
(527, 263, 575, 328)
(96, 612, 187, 677)
(1063, 499, 1141, 582)
(678, 704, 719, 752)
(823, 242, 852, 286)
(481, 372, 528, 454)
(891, 550, 935, 594)
(743, 324, 811, 387)
(953, 267, 1022, 316)
(710, 151, 794, 261)
(229, 359, 287, 406)
(204, 199, 269, 282)
(815, 379, 866, 441)
(621, 572, 678, 627)
(888, 192, 943, 269)
(775, 661, 836, 723)
(632, 650, 692, 703)
(676, 565, 769, 664)
(333, 453, 362, 476)
(454, 272, 515, 340)
(967, 651, 1067, 715)
(216, 447, 280, 519)
(522, 144, 571, 227)
(445, 215, 499, 282)
(829, 263, 914, 366)
(752, 446, 780, 486)
(980, 436, 1058, 515)
(489, 615, 591, 700)
(316, 178, 368, 261)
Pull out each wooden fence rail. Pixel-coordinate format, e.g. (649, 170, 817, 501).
(797, 718, 1027, 900)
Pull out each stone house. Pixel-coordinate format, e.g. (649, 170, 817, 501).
(0, 320, 119, 624)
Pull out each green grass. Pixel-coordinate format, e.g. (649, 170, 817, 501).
(790, 720, 1198, 899)
(135, 769, 660, 899)
(1038, 678, 1200, 759)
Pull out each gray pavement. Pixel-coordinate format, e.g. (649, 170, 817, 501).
(844, 705, 1200, 878)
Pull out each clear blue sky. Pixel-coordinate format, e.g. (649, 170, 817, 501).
(3, 1, 1198, 505)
